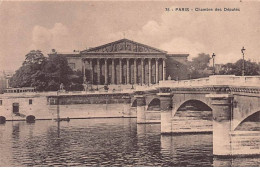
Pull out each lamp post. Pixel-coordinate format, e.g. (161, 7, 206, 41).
(212, 53, 216, 75)
(241, 46, 246, 76)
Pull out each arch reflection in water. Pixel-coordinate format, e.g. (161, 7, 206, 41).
(170, 100, 213, 133)
(1, 118, 260, 167)
(160, 134, 213, 166)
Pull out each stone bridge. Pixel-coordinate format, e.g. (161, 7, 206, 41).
(132, 75, 260, 157)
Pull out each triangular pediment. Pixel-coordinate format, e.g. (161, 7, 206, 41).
(81, 39, 166, 54)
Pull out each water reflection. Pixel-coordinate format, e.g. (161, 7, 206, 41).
(161, 134, 213, 166)
(0, 118, 259, 167)
(213, 156, 260, 167)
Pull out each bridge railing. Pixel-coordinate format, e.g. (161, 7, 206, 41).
(135, 84, 159, 91)
(159, 75, 260, 88)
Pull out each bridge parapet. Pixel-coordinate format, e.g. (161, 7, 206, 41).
(159, 75, 260, 88)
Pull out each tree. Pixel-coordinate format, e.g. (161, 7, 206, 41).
(10, 50, 47, 89)
(23, 50, 46, 66)
(10, 50, 83, 91)
(219, 59, 260, 76)
(188, 53, 212, 79)
(190, 53, 211, 71)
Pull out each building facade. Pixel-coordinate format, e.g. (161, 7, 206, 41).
(49, 39, 189, 85)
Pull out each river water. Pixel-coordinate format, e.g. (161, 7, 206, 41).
(0, 118, 259, 167)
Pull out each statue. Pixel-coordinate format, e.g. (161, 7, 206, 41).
(83, 83, 87, 91)
(168, 75, 172, 80)
(60, 83, 64, 90)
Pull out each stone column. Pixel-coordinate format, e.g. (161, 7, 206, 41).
(134, 59, 137, 84)
(112, 59, 115, 84)
(135, 95, 146, 124)
(141, 59, 144, 85)
(89, 59, 93, 84)
(163, 59, 166, 81)
(158, 93, 173, 134)
(206, 94, 233, 156)
(126, 59, 130, 84)
(82, 59, 86, 83)
(97, 59, 100, 85)
(104, 59, 108, 85)
(156, 58, 159, 83)
(148, 59, 151, 85)
(119, 58, 122, 84)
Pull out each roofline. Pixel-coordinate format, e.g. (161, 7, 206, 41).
(166, 54, 189, 57)
(81, 56, 167, 60)
(81, 38, 167, 54)
(82, 52, 167, 55)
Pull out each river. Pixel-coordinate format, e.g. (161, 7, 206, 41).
(0, 118, 259, 167)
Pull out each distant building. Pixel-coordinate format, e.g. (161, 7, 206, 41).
(0, 70, 14, 93)
(48, 39, 189, 85)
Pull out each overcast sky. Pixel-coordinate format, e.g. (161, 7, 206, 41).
(0, 1, 259, 71)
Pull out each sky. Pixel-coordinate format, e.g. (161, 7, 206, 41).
(0, 0, 259, 71)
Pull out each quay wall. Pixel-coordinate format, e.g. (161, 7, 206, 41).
(0, 92, 136, 121)
(0, 95, 49, 121)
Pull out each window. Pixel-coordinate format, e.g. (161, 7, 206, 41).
(29, 99, 33, 105)
(49, 98, 57, 105)
(13, 103, 19, 113)
(68, 63, 76, 70)
(0, 100, 2, 105)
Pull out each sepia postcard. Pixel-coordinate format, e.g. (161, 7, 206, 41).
(0, 0, 259, 167)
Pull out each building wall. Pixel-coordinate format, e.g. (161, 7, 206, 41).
(67, 57, 82, 71)
(0, 95, 50, 120)
(65, 55, 189, 83)
(0, 93, 135, 120)
(0, 77, 5, 94)
(166, 57, 189, 80)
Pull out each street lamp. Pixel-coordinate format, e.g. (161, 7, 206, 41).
(176, 64, 179, 81)
(212, 53, 216, 75)
(241, 46, 246, 76)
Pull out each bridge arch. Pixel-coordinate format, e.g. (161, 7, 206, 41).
(171, 94, 212, 118)
(170, 99, 213, 132)
(147, 98, 161, 111)
(234, 110, 260, 131)
(172, 97, 212, 117)
(177, 100, 212, 112)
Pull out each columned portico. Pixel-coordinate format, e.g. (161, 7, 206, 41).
(82, 57, 166, 85)
(80, 39, 170, 86)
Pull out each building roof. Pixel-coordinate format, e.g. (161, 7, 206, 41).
(166, 54, 189, 58)
(48, 39, 191, 59)
(81, 38, 167, 54)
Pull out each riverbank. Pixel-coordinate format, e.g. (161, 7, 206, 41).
(0, 90, 137, 121)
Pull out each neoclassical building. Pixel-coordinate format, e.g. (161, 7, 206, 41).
(49, 39, 188, 85)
